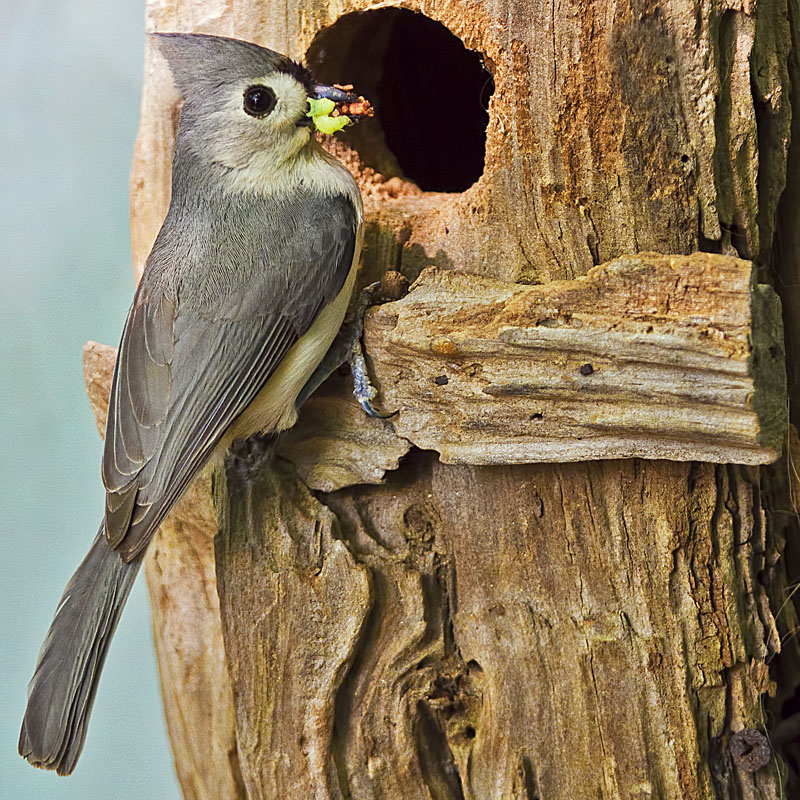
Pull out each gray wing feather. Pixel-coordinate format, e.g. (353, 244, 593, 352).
(127, 297, 173, 427)
(102, 190, 357, 560)
(103, 291, 172, 484)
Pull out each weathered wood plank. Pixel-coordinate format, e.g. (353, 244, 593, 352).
(364, 253, 786, 465)
(85, 249, 788, 482)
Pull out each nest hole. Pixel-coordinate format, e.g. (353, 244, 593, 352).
(306, 8, 494, 193)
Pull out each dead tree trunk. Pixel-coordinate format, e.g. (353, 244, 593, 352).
(83, 0, 800, 796)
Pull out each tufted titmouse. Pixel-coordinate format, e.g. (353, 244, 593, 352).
(20, 32, 368, 775)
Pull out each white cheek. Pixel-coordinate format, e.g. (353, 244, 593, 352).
(194, 72, 315, 189)
(265, 72, 309, 128)
(202, 110, 270, 169)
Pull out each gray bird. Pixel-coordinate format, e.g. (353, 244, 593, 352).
(20, 32, 367, 775)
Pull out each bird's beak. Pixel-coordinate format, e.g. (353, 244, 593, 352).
(298, 85, 357, 127)
(306, 84, 373, 124)
(313, 84, 360, 105)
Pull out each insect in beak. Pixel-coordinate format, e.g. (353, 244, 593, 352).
(307, 84, 373, 124)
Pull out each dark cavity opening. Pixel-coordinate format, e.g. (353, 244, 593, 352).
(306, 8, 494, 193)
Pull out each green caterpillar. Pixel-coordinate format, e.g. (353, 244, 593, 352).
(307, 97, 351, 135)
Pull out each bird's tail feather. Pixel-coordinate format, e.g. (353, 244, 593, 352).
(19, 527, 142, 775)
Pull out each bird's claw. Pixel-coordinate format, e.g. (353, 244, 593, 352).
(296, 280, 397, 419)
(359, 399, 397, 419)
(347, 290, 396, 419)
(352, 357, 396, 418)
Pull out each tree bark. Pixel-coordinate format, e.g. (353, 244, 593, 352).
(98, 0, 800, 796)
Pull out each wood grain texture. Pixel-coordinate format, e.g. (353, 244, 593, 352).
(319, 453, 782, 799)
(364, 254, 786, 465)
(214, 454, 371, 800)
(116, 0, 800, 796)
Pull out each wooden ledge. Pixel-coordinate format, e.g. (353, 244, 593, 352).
(364, 252, 786, 466)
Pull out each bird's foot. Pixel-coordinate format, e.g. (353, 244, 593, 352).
(297, 276, 406, 417)
(347, 309, 394, 419)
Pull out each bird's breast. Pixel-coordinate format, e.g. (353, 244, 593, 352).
(222, 262, 357, 446)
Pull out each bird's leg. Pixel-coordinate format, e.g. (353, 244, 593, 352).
(296, 282, 393, 418)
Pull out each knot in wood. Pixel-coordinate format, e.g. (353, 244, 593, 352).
(729, 728, 771, 772)
(376, 270, 410, 302)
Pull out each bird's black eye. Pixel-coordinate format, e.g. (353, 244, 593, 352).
(243, 85, 277, 117)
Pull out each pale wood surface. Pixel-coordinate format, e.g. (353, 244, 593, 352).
(364, 254, 785, 465)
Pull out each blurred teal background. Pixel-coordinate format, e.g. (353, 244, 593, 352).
(1, 2, 181, 797)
